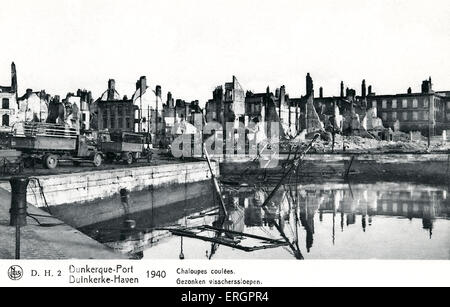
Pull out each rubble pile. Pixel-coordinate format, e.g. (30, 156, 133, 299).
(285, 134, 449, 153)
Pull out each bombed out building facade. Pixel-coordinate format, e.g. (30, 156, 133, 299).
(289, 75, 450, 139)
(310, 77, 450, 137)
(164, 92, 202, 126)
(2, 61, 450, 140)
(0, 62, 18, 130)
(96, 79, 137, 132)
(205, 76, 246, 126)
(204, 73, 450, 140)
(366, 79, 450, 136)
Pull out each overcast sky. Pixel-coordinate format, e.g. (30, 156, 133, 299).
(1, 0, 449, 105)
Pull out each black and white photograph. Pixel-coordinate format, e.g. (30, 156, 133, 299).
(0, 0, 449, 289)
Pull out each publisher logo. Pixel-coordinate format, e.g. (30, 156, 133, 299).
(8, 265, 23, 281)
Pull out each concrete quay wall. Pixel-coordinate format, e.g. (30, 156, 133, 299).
(220, 153, 450, 185)
(0, 161, 219, 208)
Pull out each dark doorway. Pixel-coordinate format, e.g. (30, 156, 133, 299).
(2, 114, 9, 126)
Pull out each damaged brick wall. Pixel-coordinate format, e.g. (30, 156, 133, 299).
(362, 107, 384, 130)
(304, 93, 324, 133)
(342, 112, 362, 132)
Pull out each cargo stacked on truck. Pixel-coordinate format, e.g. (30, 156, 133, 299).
(11, 122, 103, 169)
(99, 131, 152, 165)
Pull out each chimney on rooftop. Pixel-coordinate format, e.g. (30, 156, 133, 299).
(306, 73, 313, 96)
(368, 85, 372, 96)
(319, 87, 323, 98)
(107, 79, 116, 100)
(280, 85, 286, 106)
(140, 76, 147, 91)
(340, 81, 344, 98)
(167, 92, 173, 108)
(421, 78, 433, 94)
(407, 87, 412, 94)
(361, 79, 367, 98)
(108, 79, 115, 91)
(11, 62, 17, 94)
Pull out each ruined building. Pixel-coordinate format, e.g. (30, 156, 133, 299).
(205, 75, 245, 128)
(46, 95, 64, 125)
(0, 62, 19, 130)
(244, 89, 280, 133)
(282, 73, 388, 140)
(274, 85, 298, 136)
(96, 79, 137, 132)
(163, 92, 203, 135)
(303, 91, 324, 133)
(62, 89, 93, 131)
(366, 77, 450, 136)
(17, 89, 50, 123)
(309, 75, 450, 138)
(205, 76, 300, 143)
(289, 74, 337, 135)
(131, 76, 164, 136)
(243, 84, 302, 139)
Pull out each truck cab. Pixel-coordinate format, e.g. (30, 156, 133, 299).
(99, 130, 152, 164)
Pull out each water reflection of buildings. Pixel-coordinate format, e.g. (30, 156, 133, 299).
(91, 183, 448, 259)
(240, 189, 286, 229)
(234, 184, 449, 253)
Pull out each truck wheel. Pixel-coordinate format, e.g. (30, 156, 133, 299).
(93, 153, 103, 167)
(124, 153, 133, 165)
(44, 154, 58, 169)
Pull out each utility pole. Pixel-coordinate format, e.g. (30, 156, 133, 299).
(25, 95, 28, 122)
(139, 90, 143, 133)
(428, 95, 432, 148)
(152, 86, 161, 147)
(147, 106, 150, 148)
(221, 93, 226, 160)
(39, 91, 42, 122)
(332, 99, 336, 153)
(155, 91, 158, 146)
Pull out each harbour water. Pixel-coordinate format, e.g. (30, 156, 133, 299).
(79, 181, 450, 260)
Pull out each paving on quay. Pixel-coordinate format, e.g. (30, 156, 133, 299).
(0, 186, 124, 259)
(0, 153, 183, 180)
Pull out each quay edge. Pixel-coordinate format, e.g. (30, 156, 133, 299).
(0, 187, 125, 259)
(0, 160, 220, 208)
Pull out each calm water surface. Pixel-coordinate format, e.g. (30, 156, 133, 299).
(80, 182, 450, 260)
